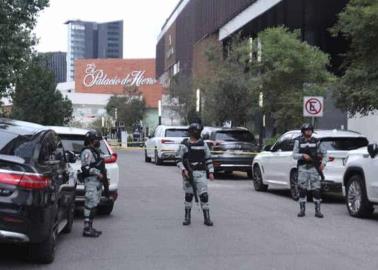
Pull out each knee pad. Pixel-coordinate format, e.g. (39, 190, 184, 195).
(313, 189, 321, 200)
(199, 193, 209, 203)
(299, 188, 307, 198)
(185, 193, 194, 202)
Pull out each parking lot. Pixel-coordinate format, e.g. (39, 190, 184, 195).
(1, 150, 377, 270)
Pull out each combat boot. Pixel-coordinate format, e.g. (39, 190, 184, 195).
(203, 209, 213, 226)
(183, 208, 191, 226)
(297, 202, 306, 217)
(315, 201, 324, 218)
(83, 221, 102, 237)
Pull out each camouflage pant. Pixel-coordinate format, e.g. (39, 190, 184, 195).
(84, 176, 102, 218)
(297, 166, 321, 191)
(183, 171, 209, 210)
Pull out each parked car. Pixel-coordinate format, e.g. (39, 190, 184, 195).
(144, 125, 189, 165)
(343, 143, 378, 218)
(203, 128, 259, 177)
(0, 119, 76, 263)
(252, 129, 369, 200)
(49, 127, 119, 215)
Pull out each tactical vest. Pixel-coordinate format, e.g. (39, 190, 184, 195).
(297, 136, 319, 167)
(182, 138, 206, 170)
(80, 147, 102, 178)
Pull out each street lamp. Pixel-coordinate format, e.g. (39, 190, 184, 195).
(196, 89, 201, 113)
(158, 100, 162, 125)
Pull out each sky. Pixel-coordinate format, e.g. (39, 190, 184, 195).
(34, 0, 180, 58)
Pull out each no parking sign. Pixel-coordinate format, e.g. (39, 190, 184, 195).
(303, 96, 324, 117)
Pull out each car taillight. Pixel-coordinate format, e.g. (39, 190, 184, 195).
(161, 139, 174, 144)
(105, 153, 118, 164)
(0, 171, 49, 189)
(328, 156, 335, 162)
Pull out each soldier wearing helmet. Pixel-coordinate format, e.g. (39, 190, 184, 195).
(293, 123, 327, 218)
(176, 122, 215, 226)
(80, 130, 104, 237)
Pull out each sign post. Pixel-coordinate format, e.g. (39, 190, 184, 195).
(303, 96, 324, 127)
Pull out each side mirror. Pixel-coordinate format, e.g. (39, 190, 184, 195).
(367, 144, 378, 158)
(65, 151, 77, 163)
(263, 145, 272, 151)
(148, 135, 154, 139)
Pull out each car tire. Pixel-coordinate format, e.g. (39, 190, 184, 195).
(252, 165, 268, 192)
(346, 175, 374, 218)
(62, 201, 75, 234)
(98, 201, 114, 215)
(145, 150, 151, 163)
(28, 227, 57, 264)
(154, 150, 163, 166)
(290, 170, 299, 201)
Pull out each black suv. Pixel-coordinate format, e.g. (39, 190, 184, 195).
(203, 128, 258, 178)
(0, 119, 76, 263)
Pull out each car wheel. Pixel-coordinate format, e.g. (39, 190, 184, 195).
(145, 150, 151, 163)
(290, 170, 299, 201)
(98, 201, 114, 215)
(28, 227, 57, 264)
(154, 150, 163, 166)
(62, 201, 75, 234)
(346, 175, 374, 218)
(253, 166, 268, 192)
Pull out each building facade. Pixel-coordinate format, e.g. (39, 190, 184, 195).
(156, 0, 349, 131)
(66, 20, 123, 81)
(58, 59, 165, 130)
(40, 52, 67, 83)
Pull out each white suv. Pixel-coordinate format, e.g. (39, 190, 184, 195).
(343, 144, 378, 218)
(144, 125, 188, 165)
(49, 127, 119, 215)
(252, 129, 368, 200)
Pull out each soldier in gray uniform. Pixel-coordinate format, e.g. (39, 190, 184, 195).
(176, 123, 215, 226)
(293, 123, 327, 218)
(81, 130, 104, 237)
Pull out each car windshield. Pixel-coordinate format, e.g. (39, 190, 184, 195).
(215, 131, 255, 142)
(0, 131, 38, 163)
(320, 137, 369, 151)
(165, 129, 189, 137)
(59, 134, 110, 156)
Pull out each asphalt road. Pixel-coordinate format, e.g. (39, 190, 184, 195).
(1, 150, 378, 270)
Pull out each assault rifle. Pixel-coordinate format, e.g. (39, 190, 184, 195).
(95, 157, 110, 199)
(305, 150, 325, 181)
(183, 159, 200, 209)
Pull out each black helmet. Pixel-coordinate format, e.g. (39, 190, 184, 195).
(188, 123, 203, 139)
(84, 130, 102, 146)
(301, 123, 314, 134)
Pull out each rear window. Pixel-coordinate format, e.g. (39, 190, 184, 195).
(59, 135, 110, 156)
(320, 137, 369, 151)
(165, 129, 189, 138)
(215, 130, 255, 142)
(0, 131, 38, 163)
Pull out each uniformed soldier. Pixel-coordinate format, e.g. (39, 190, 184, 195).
(176, 123, 215, 226)
(81, 130, 104, 237)
(293, 123, 327, 218)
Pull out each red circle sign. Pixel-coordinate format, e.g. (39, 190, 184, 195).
(305, 98, 322, 115)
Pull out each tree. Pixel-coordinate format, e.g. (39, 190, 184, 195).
(0, 0, 49, 96)
(106, 88, 146, 130)
(331, 0, 378, 115)
(255, 27, 334, 132)
(11, 56, 73, 125)
(200, 36, 258, 126)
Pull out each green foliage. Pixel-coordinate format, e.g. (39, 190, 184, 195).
(200, 36, 258, 126)
(0, 0, 49, 96)
(331, 0, 378, 115)
(106, 91, 146, 130)
(257, 27, 334, 132)
(11, 55, 73, 125)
